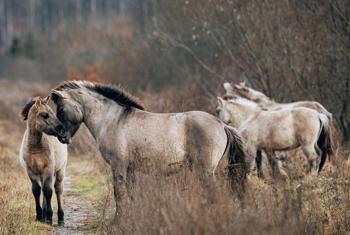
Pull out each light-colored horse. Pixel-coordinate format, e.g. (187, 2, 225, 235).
(224, 82, 333, 121)
(48, 80, 248, 217)
(216, 97, 333, 176)
(223, 82, 333, 177)
(19, 97, 67, 225)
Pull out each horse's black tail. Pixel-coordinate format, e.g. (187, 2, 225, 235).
(316, 115, 334, 173)
(224, 126, 248, 195)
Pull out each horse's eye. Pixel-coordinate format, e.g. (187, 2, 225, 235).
(40, 112, 49, 119)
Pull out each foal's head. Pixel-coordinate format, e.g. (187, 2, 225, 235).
(21, 96, 66, 137)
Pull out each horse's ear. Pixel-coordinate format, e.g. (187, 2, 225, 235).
(217, 97, 225, 106)
(223, 82, 233, 92)
(51, 90, 65, 103)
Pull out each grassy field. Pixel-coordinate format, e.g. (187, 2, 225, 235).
(0, 81, 349, 234)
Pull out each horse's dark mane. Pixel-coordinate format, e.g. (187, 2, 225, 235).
(21, 99, 36, 120)
(53, 80, 144, 110)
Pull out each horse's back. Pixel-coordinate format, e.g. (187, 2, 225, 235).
(247, 108, 318, 150)
(120, 110, 228, 169)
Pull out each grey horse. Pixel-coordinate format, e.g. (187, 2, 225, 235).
(49, 80, 248, 218)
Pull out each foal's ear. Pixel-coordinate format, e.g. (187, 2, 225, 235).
(34, 97, 43, 109)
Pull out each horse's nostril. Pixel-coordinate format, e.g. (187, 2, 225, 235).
(57, 125, 65, 135)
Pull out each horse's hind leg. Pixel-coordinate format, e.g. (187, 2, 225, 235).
(42, 176, 53, 224)
(55, 169, 65, 226)
(301, 145, 318, 175)
(30, 178, 43, 222)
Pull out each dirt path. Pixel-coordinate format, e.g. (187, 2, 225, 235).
(51, 176, 97, 235)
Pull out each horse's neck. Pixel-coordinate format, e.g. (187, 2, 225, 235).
(231, 105, 256, 126)
(81, 96, 125, 141)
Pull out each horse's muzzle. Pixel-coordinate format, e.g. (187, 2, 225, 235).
(56, 125, 71, 144)
(57, 134, 71, 144)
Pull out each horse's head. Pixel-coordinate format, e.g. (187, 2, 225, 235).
(51, 90, 84, 144)
(233, 83, 271, 104)
(216, 97, 232, 124)
(217, 96, 259, 127)
(233, 83, 252, 98)
(21, 96, 66, 138)
(223, 82, 235, 96)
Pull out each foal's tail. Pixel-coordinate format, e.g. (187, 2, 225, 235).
(224, 126, 248, 195)
(316, 114, 334, 173)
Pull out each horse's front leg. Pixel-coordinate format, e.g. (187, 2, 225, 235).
(265, 151, 282, 178)
(246, 145, 258, 177)
(30, 178, 43, 222)
(54, 169, 65, 226)
(256, 150, 264, 178)
(42, 176, 53, 225)
(111, 162, 128, 220)
(126, 164, 136, 201)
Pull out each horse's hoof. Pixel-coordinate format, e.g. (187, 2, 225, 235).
(45, 219, 53, 225)
(35, 217, 44, 223)
(58, 221, 65, 227)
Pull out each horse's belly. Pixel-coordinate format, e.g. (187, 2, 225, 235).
(126, 138, 186, 172)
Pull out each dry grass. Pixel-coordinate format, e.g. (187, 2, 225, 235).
(0, 119, 53, 234)
(0, 81, 349, 235)
(92, 149, 349, 235)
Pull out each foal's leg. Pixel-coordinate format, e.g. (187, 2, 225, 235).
(55, 169, 65, 226)
(42, 176, 53, 224)
(42, 194, 46, 221)
(30, 178, 43, 221)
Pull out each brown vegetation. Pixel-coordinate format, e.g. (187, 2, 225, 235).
(0, 0, 349, 233)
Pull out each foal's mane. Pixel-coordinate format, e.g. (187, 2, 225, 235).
(21, 98, 36, 120)
(53, 80, 144, 110)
